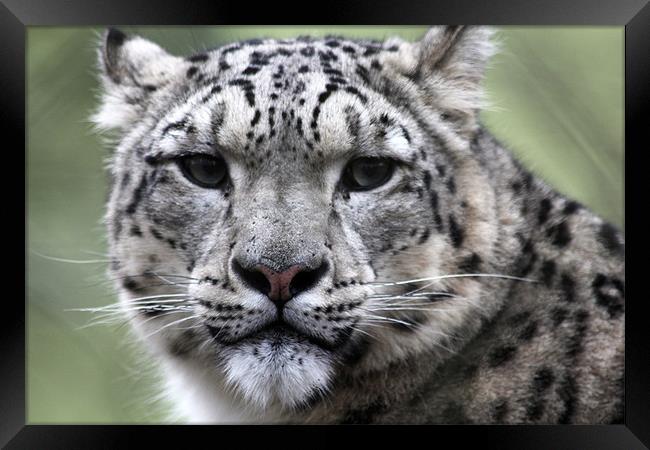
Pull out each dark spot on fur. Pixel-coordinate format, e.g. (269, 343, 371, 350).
(592, 274, 625, 318)
(518, 320, 538, 342)
(205, 324, 221, 338)
(526, 367, 555, 421)
(187, 53, 208, 63)
(560, 273, 576, 303)
(417, 228, 431, 245)
(122, 278, 139, 291)
(563, 200, 581, 215)
(300, 46, 315, 57)
(430, 190, 443, 232)
(250, 109, 261, 126)
(423, 171, 432, 190)
(242, 66, 261, 75)
(129, 224, 142, 237)
(540, 260, 556, 286)
(119, 171, 131, 191)
(558, 374, 578, 424)
(566, 309, 589, 358)
(355, 64, 370, 84)
(492, 399, 508, 422)
(148, 227, 164, 241)
(400, 125, 411, 143)
(551, 307, 568, 328)
(598, 222, 624, 256)
(436, 163, 447, 177)
(547, 221, 572, 248)
(514, 240, 538, 277)
(446, 177, 456, 194)
(363, 46, 380, 57)
(125, 176, 148, 215)
(458, 253, 482, 273)
(448, 215, 464, 248)
(538, 198, 552, 224)
(488, 345, 517, 368)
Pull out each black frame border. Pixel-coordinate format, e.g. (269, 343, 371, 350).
(8, 0, 648, 447)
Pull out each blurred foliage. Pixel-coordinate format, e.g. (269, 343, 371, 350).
(26, 26, 623, 423)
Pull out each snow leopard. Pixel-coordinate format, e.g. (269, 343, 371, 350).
(93, 26, 624, 424)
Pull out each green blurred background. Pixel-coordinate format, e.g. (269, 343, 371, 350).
(26, 27, 624, 423)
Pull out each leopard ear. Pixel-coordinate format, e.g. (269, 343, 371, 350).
(92, 28, 186, 131)
(412, 26, 497, 134)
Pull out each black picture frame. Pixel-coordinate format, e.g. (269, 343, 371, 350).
(7, 0, 648, 447)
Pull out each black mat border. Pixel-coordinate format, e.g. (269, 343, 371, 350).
(6, 0, 648, 447)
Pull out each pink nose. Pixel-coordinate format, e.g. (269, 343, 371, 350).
(232, 258, 329, 306)
(255, 264, 304, 303)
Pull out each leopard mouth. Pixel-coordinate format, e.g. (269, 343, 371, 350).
(217, 319, 350, 351)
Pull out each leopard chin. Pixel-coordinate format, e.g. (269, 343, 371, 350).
(219, 326, 337, 412)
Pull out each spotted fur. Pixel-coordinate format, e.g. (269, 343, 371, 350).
(94, 26, 624, 423)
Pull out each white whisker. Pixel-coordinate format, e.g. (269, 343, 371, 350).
(363, 306, 447, 313)
(361, 314, 421, 328)
(349, 326, 378, 341)
(370, 273, 537, 286)
(142, 315, 201, 339)
(65, 296, 194, 313)
(369, 291, 454, 299)
(31, 250, 113, 264)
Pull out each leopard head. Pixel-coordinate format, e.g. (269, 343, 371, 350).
(94, 26, 499, 414)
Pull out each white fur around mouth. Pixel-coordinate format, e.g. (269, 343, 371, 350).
(220, 325, 336, 412)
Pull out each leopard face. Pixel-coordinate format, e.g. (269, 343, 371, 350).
(96, 27, 498, 413)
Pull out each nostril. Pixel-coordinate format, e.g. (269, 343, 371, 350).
(232, 259, 271, 297)
(290, 260, 329, 297)
(232, 257, 329, 304)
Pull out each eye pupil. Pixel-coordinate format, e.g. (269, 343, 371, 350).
(343, 157, 394, 191)
(179, 155, 227, 188)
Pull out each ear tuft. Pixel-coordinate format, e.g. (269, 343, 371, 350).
(93, 28, 186, 132)
(103, 28, 129, 83)
(407, 26, 498, 135)
(416, 26, 497, 82)
(416, 26, 467, 76)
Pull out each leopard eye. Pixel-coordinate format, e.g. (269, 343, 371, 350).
(177, 154, 228, 189)
(342, 157, 395, 191)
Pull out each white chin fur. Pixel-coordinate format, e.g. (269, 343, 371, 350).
(160, 332, 337, 423)
(222, 333, 336, 413)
